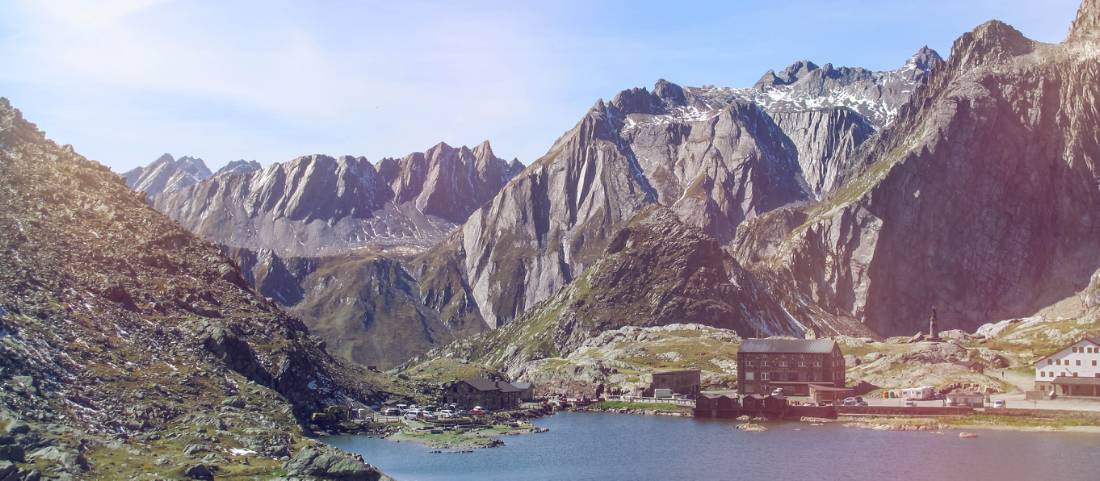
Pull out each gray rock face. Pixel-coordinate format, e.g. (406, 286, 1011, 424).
(736, 14, 1100, 335)
(447, 49, 938, 330)
(122, 153, 212, 196)
(769, 107, 874, 196)
(143, 142, 519, 257)
(378, 141, 524, 224)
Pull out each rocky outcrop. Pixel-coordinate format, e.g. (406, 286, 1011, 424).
(1085, 269, 1100, 309)
(1068, 0, 1100, 42)
(141, 142, 520, 257)
(284, 445, 393, 481)
(736, 10, 1100, 335)
(122, 153, 212, 196)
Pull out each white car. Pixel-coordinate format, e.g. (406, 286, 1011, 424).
(991, 400, 1006, 409)
(403, 409, 421, 419)
(438, 409, 455, 418)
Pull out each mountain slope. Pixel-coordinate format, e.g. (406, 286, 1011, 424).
(444, 49, 939, 330)
(226, 246, 488, 369)
(412, 206, 814, 379)
(0, 98, 398, 480)
(735, 3, 1100, 336)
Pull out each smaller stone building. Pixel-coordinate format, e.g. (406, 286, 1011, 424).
(443, 379, 522, 410)
(649, 369, 701, 397)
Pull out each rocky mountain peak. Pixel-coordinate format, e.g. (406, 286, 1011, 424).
(122, 152, 212, 196)
(215, 159, 262, 177)
(949, 20, 1033, 71)
(472, 139, 495, 160)
(1069, 0, 1100, 41)
(653, 79, 687, 106)
(908, 46, 944, 70)
(754, 60, 820, 88)
(609, 86, 663, 115)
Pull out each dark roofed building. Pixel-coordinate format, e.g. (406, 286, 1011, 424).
(444, 378, 522, 410)
(737, 338, 845, 396)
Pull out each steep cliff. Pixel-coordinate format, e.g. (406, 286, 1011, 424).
(737, 7, 1100, 335)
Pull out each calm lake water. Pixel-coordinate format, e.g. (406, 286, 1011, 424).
(324, 412, 1100, 481)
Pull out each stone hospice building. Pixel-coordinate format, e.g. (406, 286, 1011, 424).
(737, 339, 846, 396)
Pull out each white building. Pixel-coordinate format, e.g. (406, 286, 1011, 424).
(1034, 336, 1100, 397)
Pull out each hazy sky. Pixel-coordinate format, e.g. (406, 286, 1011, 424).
(0, 0, 1082, 172)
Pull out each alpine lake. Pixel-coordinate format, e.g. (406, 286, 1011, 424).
(323, 412, 1100, 481)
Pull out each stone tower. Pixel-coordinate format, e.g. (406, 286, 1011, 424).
(928, 307, 940, 341)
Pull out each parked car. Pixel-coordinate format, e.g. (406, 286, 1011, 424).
(403, 409, 421, 420)
(382, 407, 401, 416)
(841, 397, 867, 407)
(438, 409, 455, 418)
(991, 400, 1006, 409)
(470, 406, 485, 416)
(771, 388, 785, 397)
(905, 401, 917, 407)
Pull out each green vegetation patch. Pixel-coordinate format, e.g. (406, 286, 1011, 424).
(594, 401, 688, 413)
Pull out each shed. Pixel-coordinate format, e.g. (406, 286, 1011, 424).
(947, 390, 985, 407)
(809, 384, 855, 404)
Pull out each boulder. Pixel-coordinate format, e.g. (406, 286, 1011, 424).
(283, 445, 391, 481)
(183, 464, 215, 480)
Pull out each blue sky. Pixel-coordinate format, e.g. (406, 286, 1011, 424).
(0, 0, 1082, 172)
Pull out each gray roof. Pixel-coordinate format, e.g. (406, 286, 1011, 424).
(738, 338, 837, 354)
(459, 378, 523, 393)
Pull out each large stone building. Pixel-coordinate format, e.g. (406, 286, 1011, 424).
(443, 379, 523, 410)
(737, 339, 845, 396)
(1034, 336, 1100, 397)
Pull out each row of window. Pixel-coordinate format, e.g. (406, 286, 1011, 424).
(744, 361, 826, 368)
(1071, 346, 1099, 353)
(1047, 359, 1098, 366)
(743, 371, 839, 381)
(1039, 371, 1100, 378)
